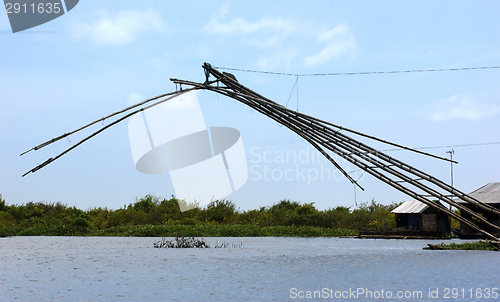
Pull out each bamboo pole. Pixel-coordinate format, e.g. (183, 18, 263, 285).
(211, 87, 364, 190)
(233, 95, 499, 240)
(21, 62, 497, 240)
(22, 88, 198, 177)
(296, 124, 499, 231)
(171, 79, 365, 189)
(200, 77, 500, 217)
(254, 106, 499, 239)
(282, 111, 500, 222)
(20, 90, 188, 156)
(259, 97, 497, 230)
(182, 64, 499, 240)
(201, 63, 457, 163)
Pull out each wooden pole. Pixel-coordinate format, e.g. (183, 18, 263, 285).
(19, 90, 192, 156)
(184, 63, 499, 240)
(22, 88, 199, 177)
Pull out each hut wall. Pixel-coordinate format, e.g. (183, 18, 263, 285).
(422, 214, 437, 232)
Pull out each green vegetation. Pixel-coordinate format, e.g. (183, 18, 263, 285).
(154, 235, 210, 248)
(424, 241, 499, 251)
(0, 194, 398, 237)
(450, 208, 462, 229)
(152, 236, 244, 248)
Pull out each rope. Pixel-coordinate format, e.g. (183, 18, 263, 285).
(354, 183, 357, 207)
(353, 171, 365, 207)
(285, 76, 299, 108)
(296, 75, 299, 112)
(213, 66, 500, 77)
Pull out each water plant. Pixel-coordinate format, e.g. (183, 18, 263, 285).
(153, 236, 209, 248)
(153, 235, 243, 248)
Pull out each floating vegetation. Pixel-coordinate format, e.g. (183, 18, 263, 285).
(424, 241, 499, 251)
(153, 236, 209, 248)
(153, 236, 243, 248)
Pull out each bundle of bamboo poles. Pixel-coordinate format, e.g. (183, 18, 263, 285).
(173, 62, 499, 241)
(21, 62, 500, 241)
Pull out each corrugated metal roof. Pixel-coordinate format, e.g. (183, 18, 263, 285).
(465, 182, 500, 204)
(391, 200, 429, 214)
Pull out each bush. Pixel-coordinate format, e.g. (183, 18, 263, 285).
(73, 218, 92, 228)
(1, 195, 402, 236)
(133, 195, 158, 213)
(206, 199, 236, 223)
(0, 194, 6, 212)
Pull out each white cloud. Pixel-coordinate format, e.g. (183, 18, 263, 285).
(304, 25, 357, 67)
(203, 9, 296, 50)
(202, 8, 357, 70)
(204, 16, 295, 36)
(72, 9, 167, 46)
(430, 95, 499, 121)
(318, 24, 348, 42)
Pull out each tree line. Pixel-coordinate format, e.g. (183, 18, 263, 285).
(0, 194, 399, 236)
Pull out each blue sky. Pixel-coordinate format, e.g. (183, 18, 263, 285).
(1, 0, 499, 211)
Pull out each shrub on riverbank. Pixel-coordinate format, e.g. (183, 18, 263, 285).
(0, 194, 397, 236)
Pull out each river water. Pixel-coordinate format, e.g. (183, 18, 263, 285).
(1, 237, 498, 301)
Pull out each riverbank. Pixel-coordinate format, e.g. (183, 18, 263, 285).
(0, 224, 358, 237)
(0, 195, 398, 238)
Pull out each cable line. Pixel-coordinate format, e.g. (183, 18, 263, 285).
(213, 66, 500, 77)
(382, 142, 500, 152)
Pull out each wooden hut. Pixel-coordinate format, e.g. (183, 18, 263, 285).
(392, 200, 450, 233)
(457, 182, 500, 237)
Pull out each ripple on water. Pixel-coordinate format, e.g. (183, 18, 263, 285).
(0, 237, 498, 301)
